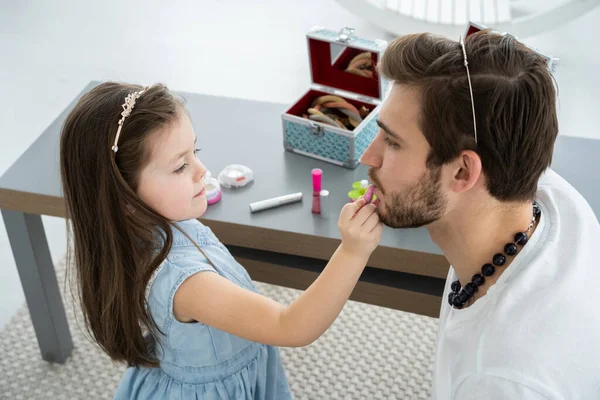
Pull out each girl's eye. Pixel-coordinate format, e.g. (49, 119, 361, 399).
(384, 135, 400, 149)
(174, 149, 201, 173)
(174, 163, 187, 174)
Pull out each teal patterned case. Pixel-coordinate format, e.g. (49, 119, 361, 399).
(282, 27, 386, 169)
(283, 111, 379, 169)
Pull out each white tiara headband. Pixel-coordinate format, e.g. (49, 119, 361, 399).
(459, 35, 478, 146)
(111, 87, 148, 153)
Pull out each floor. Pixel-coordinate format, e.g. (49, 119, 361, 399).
(1, 0, 599, 330)
(0, 258, 439, 399)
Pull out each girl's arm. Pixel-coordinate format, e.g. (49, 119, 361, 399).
(173, 198, 382, 347)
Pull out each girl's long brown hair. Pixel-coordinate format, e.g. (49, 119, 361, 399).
(60, 82, 184, 367)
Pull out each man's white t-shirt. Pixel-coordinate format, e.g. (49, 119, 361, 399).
(432, 169, 600, 399)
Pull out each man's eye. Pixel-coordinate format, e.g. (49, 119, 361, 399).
(384, 135, 400, 149)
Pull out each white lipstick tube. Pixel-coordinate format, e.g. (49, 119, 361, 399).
(249, 192, 303, 213)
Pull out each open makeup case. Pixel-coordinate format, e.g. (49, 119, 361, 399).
(282, 27, 389, 169)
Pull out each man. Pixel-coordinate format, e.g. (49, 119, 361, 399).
(361, 30, 600, 399)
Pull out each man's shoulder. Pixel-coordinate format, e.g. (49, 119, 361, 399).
(537, 168, 598, 223)
(538, 168, 580, 198)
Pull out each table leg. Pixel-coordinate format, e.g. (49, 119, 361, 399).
(1, 210, 73, 363)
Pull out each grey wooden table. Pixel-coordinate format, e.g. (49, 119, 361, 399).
(1, 82, 598, 363)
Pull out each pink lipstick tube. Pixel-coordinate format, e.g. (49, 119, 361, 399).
(364, 184, 374, 204)
(312, 169, 322, 214)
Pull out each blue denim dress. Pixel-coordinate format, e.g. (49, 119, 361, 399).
(114, 219, 292, 399)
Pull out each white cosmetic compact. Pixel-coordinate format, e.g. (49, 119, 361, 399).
(217, 164, 254, 189)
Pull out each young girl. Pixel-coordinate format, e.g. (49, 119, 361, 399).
(60, 82, 382, 399)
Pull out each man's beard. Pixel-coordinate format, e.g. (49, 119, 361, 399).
(368, 166, 447, 229)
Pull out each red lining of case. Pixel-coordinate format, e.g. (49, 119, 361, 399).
(308, 38, 380, 99)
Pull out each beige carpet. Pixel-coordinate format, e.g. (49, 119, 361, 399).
(0, 259, 438, 399)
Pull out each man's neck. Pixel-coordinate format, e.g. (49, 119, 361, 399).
(428, 196, 536, 303)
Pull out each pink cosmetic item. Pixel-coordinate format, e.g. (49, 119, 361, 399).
(311, 193, 321, 214)
(312, 193, 321, 214)
(312, 168, 323, 214)
(312, 168, 322, 192)
(205, 177, 222, 205)
(364, 184, 374, 204)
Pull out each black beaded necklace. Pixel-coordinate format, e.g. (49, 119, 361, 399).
(449, 202, 542, 309)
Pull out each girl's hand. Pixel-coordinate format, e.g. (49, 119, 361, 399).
(338, 197, 383, 259)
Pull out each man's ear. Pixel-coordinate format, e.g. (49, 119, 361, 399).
(449, 150, 482, 194)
